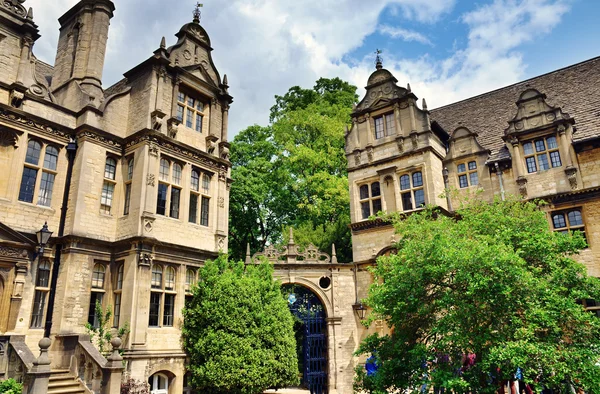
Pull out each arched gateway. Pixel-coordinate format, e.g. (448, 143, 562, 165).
(282, 283, 328, 393)
(249, 228, 367, 394)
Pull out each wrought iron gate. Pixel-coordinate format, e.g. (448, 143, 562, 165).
(284, 285, 328, 394)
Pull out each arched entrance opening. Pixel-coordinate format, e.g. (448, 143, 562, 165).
(282, 283, 328, 394)
(148, 372, 169, 394)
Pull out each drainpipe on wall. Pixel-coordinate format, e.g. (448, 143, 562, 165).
(44, 137, 77, 338)
(495, 162, 506, 201)
(442, 167, 453, 212)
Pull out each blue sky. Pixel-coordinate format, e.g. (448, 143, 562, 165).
(27, 0, 600, 137)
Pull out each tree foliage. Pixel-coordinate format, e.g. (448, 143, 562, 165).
(355, 198, 600, 393)
(182, 256, 298, 394)
(229, 78, 357, 262)
(0, 379, 22, 394)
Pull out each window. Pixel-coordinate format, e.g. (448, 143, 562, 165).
(185, 269, 196, 293)
(149, 264, 177, 327)
(149, 373, 169, 394)
(88, 264, 106, 328)
(399, 171, 425, 211)
(124, 157, 134, 215)
(374, 113, 395, 139)
(524, 136, 561, 173)
(551, 208, 587, 245)
(101, 157, 117, 214)
(582, 299, 600, 318)
(359, 182, 382, 220)
(19, 140, 59, 206)
(190, 169, 211, 226)
(31, 260, 51, 328)
(177, 92, 205, 133)
(113, 264, 123, 328)
(457, 161, 478, 188)
(156, 158, 182, 219)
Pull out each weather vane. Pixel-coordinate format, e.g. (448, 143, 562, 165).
(193, 2, 203, 23)
(375, 49, 383, 69)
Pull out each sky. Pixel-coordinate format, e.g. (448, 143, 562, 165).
(25, 0, 600, 138)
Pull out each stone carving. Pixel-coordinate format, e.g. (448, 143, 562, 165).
(216, 235, 226, 251)
(251, 243, 331, 264)
(410, 132, 418, 149)
(0, 246, 27, 258)
(138, 252, 153, 266)
(565, 166, 578, 190)
(151, 111, 165, 132)
(0, 129, 18, 147)
(354, 150, 361, 166)
(396, 136, 404, 153)
(399, 101, 409, 109)
(78, 131, 122, 150)
(220, 145, 230, 160)
(167, 119, 179, 139)
(187, 25, 207, 43)
(366, 146, 374, 163)
(146, 174, 155, 186)
(2, 0, 27, 17)
(9, 90, 24, 108)
(148, 142, 159, 156)
(218, 166, 227, 181)
(217, 197, 225, 208)
(516, 176, 528, 198)
(183, 49, 192, 60)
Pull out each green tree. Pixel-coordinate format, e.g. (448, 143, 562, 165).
(182, 256, 298, 394)
(0, 379, 22, 394)
(229, 78, 357, 262)
(355, 198, 600, 393)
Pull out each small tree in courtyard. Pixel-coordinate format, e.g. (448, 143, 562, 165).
(182, 255, 298, 394)
(355, 197, 600, 393)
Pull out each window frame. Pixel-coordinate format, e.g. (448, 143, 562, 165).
(101, 156, 118, 215)
(398, 170, 426, 212)
(88, 263, 107, 328)
(149, 263, 177, 328)
(457, 160, 479, 188)
(123, 156, 134, 216)
(523, 136, 562, 174)
(189, 169, 211, 226)
(374, 112, 395, 139)
(19, 139, 60, 207)
(113, 263, 124, 328)
(550, 207, 587, 247)
(30, 259, 52, 328)
(358, 181, 382, 220)
(156, 157, 183, 219)
(176, 91, 206, 133)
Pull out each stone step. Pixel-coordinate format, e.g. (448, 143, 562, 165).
(48, 370, 87, 394)
(48, 387, 86, 394)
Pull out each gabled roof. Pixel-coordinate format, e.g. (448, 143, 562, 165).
(430, 56, 600, 162)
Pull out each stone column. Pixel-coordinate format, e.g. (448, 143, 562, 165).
(221, 104, 229, 142)
(131, 253, 152, 348)
(102, 338, 124, 394)
(365, 114, 373, 145)
(409, 100, 417, 133)
(16, 36, 33, 86)
(510, 137, 523, 178)
(393, 103, 403, 137)
(171, 79, 181, 118)
(326, 317, 342, 394)
(352, 118, 360, 148)
(27, 338, 51, 394)
(215, 167, 228, 252)
(557, 124, 573, 167)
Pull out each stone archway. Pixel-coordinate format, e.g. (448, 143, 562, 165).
(282, 283, 328, 394)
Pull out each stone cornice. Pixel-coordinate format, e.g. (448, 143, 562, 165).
(0, 104, 72, 142)
(349, 218, 393, 233)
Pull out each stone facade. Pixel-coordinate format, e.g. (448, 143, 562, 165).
(0, 1, 231, 392)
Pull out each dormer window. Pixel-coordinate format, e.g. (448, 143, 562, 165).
(457, 161, 478, 188)
(374, 113, 395, 139)
(177, 92, 204, 133)
(523, 136, 561, 173)
(399, 171, 425, 211)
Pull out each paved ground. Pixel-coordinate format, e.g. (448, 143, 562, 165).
(264, 389, 310, 393)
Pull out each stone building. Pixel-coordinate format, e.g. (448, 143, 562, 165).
(0, 0, 231, 392)
(255, 56, 600, 393)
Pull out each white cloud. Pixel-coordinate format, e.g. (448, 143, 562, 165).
(25, 0, 570, 136)
(378, 25, 433, 45)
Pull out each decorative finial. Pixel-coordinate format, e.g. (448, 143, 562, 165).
(407, 83, 411, 92)
(375, 49, 383, 70)
(193, 2, 203, 23)
(27, 7, 33, 20)
(160, 36, 166, 49)
(223, 74, 228, 86)
(422, 98, 428, 110)
(331, 244, 337, 264)
(245, 243, 251, 264)
(288, 227, 294, 245)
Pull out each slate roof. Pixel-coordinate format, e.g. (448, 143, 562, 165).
(430, 56, 600, 162)
(34, 58, 54, 87)
(104, 78, 129, 98)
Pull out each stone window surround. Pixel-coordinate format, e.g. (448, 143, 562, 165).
(522, 135, 562, 174)
(176, 89, 206, 133)
(189, 167, 212, 227)
(18, 138, 61, 208)
(358, 180, 382, 220)
(457, 160, 479, 188)
(398, 169, 426, 212)
(88, 262, 107, 328)
(549, 206, 588, 248)
(30, 259, 53, 329)
(123, 155, 134, 216)
(149, 263, 178, 328)
(100, 156, 119, 215)
(157, 156, 184, 219)
(374, 112, 395, 140)
(113, 263, 124, 328)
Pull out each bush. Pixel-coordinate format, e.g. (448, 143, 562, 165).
(0, 378, 23, 394)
